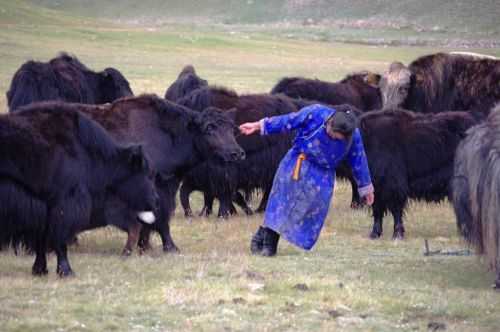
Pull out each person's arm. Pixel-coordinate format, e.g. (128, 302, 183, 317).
(239, 104, 320, 136)
(346, 129, 374, 205)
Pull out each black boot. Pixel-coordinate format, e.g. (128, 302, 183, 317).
(261, 228, 280, 257)
(250, 226, 266, 254)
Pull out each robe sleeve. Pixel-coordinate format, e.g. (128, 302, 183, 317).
(346, 129, 374, 197)
(260, 104, 321, 135)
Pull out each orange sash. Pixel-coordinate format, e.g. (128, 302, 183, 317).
(292, 153, 306, 181)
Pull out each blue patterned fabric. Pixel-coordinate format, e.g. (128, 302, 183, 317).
(261, 104, 373, 250)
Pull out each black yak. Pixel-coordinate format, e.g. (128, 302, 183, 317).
(164, 65, 208, 102)
(360, 109, 477, 239)
(177, 86, 296, 217)
(451, 105, 500, 289)
(7, 52, 133, 111)
(379, 52, 500, 116)
(270, 71, 382, 111)
(0, 106, 158, 276)
(19, 95, 245, 254)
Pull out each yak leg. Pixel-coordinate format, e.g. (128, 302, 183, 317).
(256, 187, 270, 213)
(55, 242, 73, 277)
(159, 222, 179, 253)
(122, 222, 142, 256)
(179, 182, 194, 218)
(199, 192, 214, 217)
(391, 207, 405, 240)
(233, 191, 253, 216)
(138, 227, 152, 252)
(50, 192, 91, 277)
(494, 272, 500, 290)
(32, 233, 48, 276)
(369, 203, 385, 239)
(218, 193, 236, 219)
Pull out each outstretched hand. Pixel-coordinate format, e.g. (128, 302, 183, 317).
(239, 121, 261, 135)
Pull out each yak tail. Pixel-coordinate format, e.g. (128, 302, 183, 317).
(0, 179, 47, 251)
(270, 77, 301, 95)
(453, 121, 500, 271)
(476, 144, 500, 270)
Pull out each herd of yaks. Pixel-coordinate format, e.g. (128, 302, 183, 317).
(1, 51, 500, 290)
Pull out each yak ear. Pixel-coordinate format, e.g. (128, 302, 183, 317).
(225, 108, 238, 123)
(364, 73, 382, 87)
(124, 145, 148, 171)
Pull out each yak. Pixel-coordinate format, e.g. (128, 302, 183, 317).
(18, 95, 245, 254)
(0, 106, 158, 276)
(360, 109, 477, 239)
(379, 52, 500, 116)
(451, 105, 500, 289)
(177, 86, 296, 217)
(164, 65, 208, 102)
(270, 71, 382, 111)
(7, 52, 133, 111)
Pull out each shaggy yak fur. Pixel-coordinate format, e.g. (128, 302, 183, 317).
(7, 52, 133, 111)
(379, 52, 500, 116)
(18, 95, 245, 254)
(451, 105, 500, 289)
(0, 106, 158, 276)
(270, 71, 382, 111)
(177, 85, 298, 217)
(360, 109, 477, 239)
(164, 65, 208, 102)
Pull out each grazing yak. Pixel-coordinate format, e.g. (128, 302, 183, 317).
(379, 52, 500, 116)
(0, 106, 158, 276)
(451, 105, 500, 289)
(18, 95, 245, 254)
(360, 109, 477, 239)
(7, 52, 133, 111)
(177, 86, 296, 217)
(270, 71, 382, 111)
(164, 65, 208, 101)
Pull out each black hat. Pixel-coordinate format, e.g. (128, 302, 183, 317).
(328, 109, 358, 136)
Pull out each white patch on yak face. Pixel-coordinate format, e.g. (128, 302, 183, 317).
(137, 211, 156, 224)
(380, 62, 412, 108)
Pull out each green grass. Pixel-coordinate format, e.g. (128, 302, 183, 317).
(0, 1, 499, 331)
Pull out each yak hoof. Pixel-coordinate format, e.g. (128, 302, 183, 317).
(57, 266, 74, 278)
(163, 245, 180, 253)
(244, 209, 254, 216)
(198, 208, 211, 217)
(121, 248, 133, 257)
(494, 279, 500, 291)
(392, 232, 405, 240)
(184, 209, 194, 218)
(32, 265, 48, 276)
(369, 231, 382, 239)
(392, 228, 405, 240)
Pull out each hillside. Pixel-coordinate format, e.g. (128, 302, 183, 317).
(30, 0, 500, 47)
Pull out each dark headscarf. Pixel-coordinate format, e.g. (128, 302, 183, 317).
(328, 108, 358, 137)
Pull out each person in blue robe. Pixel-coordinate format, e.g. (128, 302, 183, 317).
(239, 104, 374, 256)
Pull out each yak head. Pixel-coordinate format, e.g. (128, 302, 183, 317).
(190, 107, 245, 163)
(112, 145, 159, 224)
(98, 67, 134, 103)
(379, 62, 413, 109)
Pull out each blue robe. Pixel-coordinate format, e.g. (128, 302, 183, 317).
(261, 104, 373, 250)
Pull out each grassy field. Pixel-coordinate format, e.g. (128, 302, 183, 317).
(1, 1, 500, 331)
